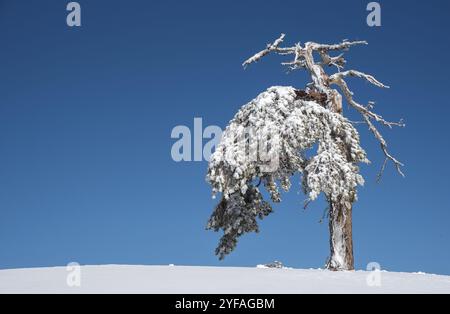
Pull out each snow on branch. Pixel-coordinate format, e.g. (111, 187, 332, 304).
(243, 35, 367, 72)
(318, 51, 346, 70)
(242, 34, 290, 68)
(330, 76, 405, 178)
(307, 40, 368, 52)
(329, 76, 403, 127)
(329, 70, 389, 89)
(363, 115, 405, 181)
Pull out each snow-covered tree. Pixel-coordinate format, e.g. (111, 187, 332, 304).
(206, 34, 404, 271)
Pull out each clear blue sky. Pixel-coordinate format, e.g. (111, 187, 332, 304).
(1, 0, 449, 275)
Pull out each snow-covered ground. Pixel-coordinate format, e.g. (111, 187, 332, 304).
(0, 266, 449, 294)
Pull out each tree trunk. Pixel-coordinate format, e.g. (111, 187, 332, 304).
(303, 51, 355, 271)
(327, 200, 354, 271)
(326, 84, 354, 271)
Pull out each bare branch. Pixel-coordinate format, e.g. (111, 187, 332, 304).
(282, 44, 306, 70)
(308, 40, 368, 52)
(319, 51, 346, 70)
(243, 36, 367, 74)
(330, 70, 390, 89)
(303, 199, 312, 211)
(312, 40, 367, 72)
(331, 77, 405, 128)
(363, 115, 405, 179)
(243, 34, 289, 68)
(332, 77, 405, 178)
(348, 120, 367, 125)
(377, 158, 389, 183)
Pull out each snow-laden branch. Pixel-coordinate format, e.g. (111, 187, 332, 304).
(242, 34, 289, 68)
(307, 40, 368, 52)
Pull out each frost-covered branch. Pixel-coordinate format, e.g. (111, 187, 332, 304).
(242, 34, 290, 68)
(243, 35, 367, 74)
(308, 40, 368, 52)
(330, 76, 403, 127)
(282, 48, 307, 71)
(319, 52, 346, 70)
(330, 70, 389, 89)
(362, 114, 405, 180)
(330, 76, 405, 178)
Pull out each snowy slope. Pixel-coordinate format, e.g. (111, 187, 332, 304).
(0, 266, 449, 294)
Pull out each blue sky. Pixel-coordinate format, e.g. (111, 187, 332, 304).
(1, 0, 450, 275)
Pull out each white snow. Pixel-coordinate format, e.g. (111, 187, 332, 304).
(0, 266, 449, 294)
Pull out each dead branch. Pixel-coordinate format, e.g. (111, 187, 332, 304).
(242, 34, 290, 68)
(330, 70, 389, 89)
(308, 40, 368, 52)
(331, 77, 405, 177)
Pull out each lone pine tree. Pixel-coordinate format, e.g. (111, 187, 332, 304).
(206, 34, 404, 271)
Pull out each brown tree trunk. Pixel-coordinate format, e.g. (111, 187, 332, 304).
(327, 200, 354, 271)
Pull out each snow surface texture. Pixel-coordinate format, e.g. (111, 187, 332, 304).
(0, 266, 449, 294)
